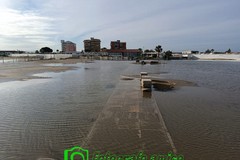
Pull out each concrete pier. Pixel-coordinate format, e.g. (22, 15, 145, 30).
(82, 79, 176, 155)
(141, 79, 152, 90)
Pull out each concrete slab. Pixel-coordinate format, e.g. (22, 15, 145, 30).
(82, 79, 176, 156)
(141, 79, 152, 89)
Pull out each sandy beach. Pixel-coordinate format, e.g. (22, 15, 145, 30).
(193, 54, 240, 61)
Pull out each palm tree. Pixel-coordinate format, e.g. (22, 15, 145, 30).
(155, 45, 163, 58)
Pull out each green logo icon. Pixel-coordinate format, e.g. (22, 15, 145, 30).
(64, 146, 89, 160)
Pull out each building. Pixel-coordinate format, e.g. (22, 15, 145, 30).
(0, 50, 25, 56)
(171, 52, 183, 59)
(107, 49, 141, 58)
(107, 40, 141, 58)
(83, 37, 101, 52)
(182, 50, 199, 54)
(142, 52, 157, 58)
(110, 40, 126, 50)
(61, 40, 76, 53)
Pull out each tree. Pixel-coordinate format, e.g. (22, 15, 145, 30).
(210, 49, 214, 53)
(155, 45, 163, 58)
(226, 48, 231, 54)
(56, 49, 59, 53)
(35, 50, 39, 53)
(155, 45, 162, 53)
(163, 50, 172, 60)
(205, 49, 211, 54)
(40, 47, 53, 53)
(144, 49, 150, 53)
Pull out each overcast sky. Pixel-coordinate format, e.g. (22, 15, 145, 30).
(0, 0, 240, 52)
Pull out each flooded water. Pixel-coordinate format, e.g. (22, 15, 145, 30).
(154, 60, 240, 159)
(0, 60, 240, 159)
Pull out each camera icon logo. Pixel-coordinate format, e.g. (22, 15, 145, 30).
(64, 146, 89, 160)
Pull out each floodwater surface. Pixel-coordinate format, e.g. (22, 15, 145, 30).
(0, 60, 240, 160)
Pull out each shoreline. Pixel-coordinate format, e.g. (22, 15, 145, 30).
(193, 54, 240, 61)
(0, 59, 198, 90)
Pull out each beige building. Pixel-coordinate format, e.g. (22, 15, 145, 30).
(83, 37, 101, 52)
(61, 40, 76, 53)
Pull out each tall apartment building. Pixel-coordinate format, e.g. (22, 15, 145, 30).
(61, 40, 76, 53)
(110, 40, 126, 50)
(83, 37, 101, 52)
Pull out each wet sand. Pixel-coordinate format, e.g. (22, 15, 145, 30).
(122, 74, 197, 89)
(1, 59, 193, 88)
(0, 59, 87, 82)
(201, 58, 235, 60)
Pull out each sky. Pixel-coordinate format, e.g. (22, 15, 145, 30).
(0, 0, 240, 52)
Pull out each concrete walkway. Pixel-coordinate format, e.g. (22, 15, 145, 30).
(82, 78, 176, 155)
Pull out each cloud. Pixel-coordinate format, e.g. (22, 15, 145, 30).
(1, 0, 240, 51)
(0, 1, 58, 50)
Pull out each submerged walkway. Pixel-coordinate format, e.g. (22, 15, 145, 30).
(82, 78, 176, 155)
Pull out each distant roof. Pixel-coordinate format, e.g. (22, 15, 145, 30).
(111, 40, 126, 43)
(143, 52, 157, 55)
(84, 38, 101, 42)
(61, 40, 76, 44)
(107, 49, 141, 53)
(65, 41, 75, 44)
(0, 50, 25, 53)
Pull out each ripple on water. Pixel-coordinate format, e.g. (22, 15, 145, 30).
(0, 61, 240, 159)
